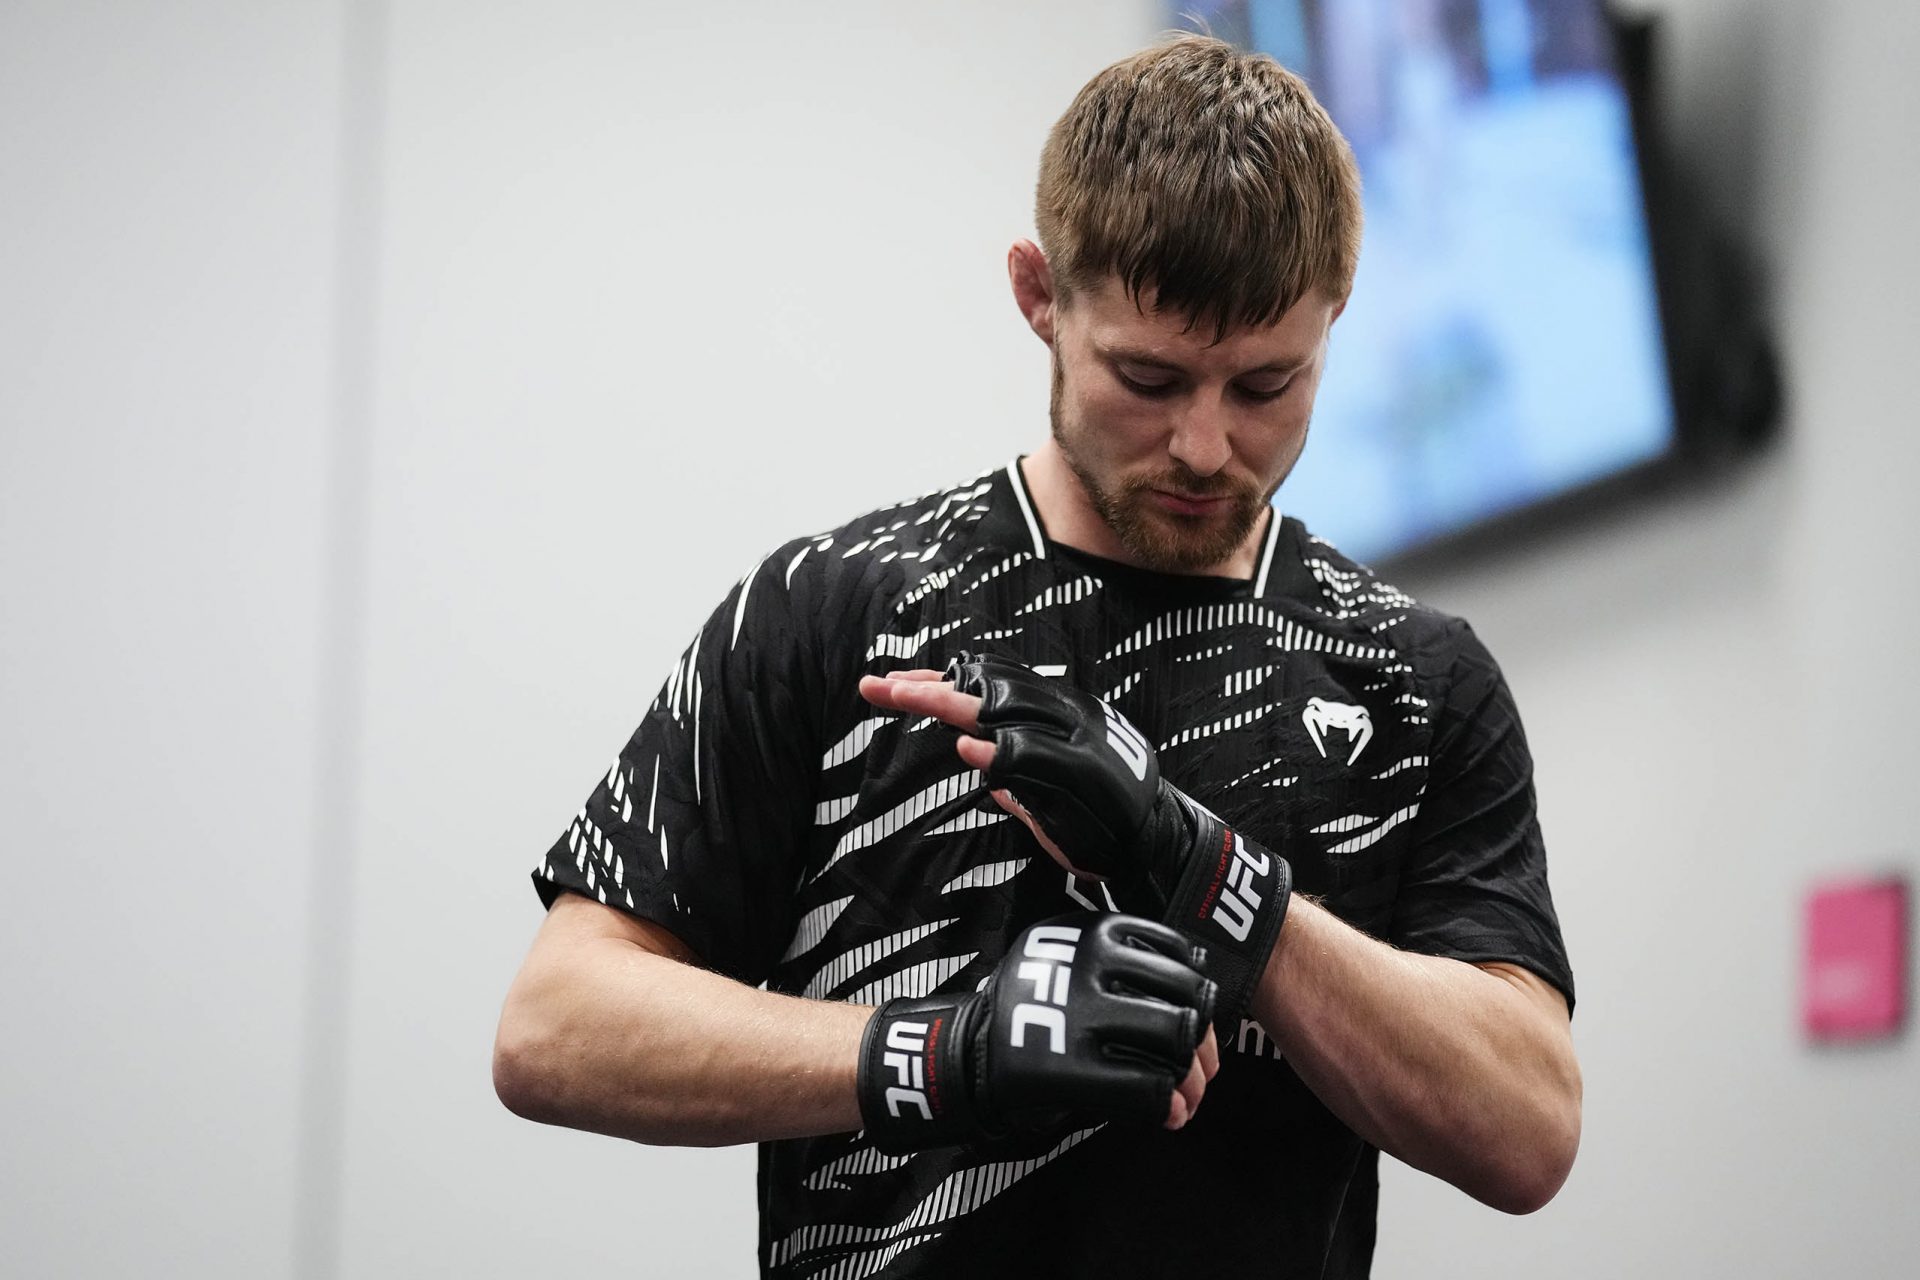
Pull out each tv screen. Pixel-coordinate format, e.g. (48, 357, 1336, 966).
(1171, 0, 1675, 564)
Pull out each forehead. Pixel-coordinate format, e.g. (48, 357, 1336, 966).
(1068, 274, 1334, 370)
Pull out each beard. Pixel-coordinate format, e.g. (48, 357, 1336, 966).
(1049, 351, 1278, 575)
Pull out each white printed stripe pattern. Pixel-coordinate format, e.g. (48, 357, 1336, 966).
(781, 894, 855, 963)
(769, 1126, 1104, 1274)
(800, 918, 955, 999)
(960, 552, 1036, 597)
(1223, 664, 1277, 697)
(731, 552, 772, 649)
(822, 716, 891, 770)
(1103, 602, 1393, 664)
(1303, 554, 1417, 618)
(1160, 702, 1281, 751)
(1225, 757, 1288, 789)
(813, 771, 983, 880)
(842, 951, 978, 1006)
(1014, 575, 1100, 617)
(803, 1143, 915, 1192)
(1326, 800, 1425, 854)
(815, 793, 859, 826)
(940, 859, 1025, 894)
(867, 616, 969, 662)
(1371, 755, 1428, 781)
(606, 760, 636, 825)
(924, 807, 1009, 837)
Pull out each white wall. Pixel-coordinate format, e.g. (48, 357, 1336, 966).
(1375, 1, 1920, 1274)
(5, 1, 1915, 1276)
(334, 3, 1157, 1276)
(0, 2, 344, 1274)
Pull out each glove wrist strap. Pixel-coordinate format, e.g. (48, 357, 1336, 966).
(856, 995, 983, 1154)
(1163, 797, 1293, 1031)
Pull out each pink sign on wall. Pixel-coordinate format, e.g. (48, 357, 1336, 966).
(1802, 875, 1908, 1043)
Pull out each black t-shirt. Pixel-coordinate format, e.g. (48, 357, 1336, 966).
(533, 457, 1575, 1279)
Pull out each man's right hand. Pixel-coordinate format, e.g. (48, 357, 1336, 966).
(855, 912, 1219, 1154)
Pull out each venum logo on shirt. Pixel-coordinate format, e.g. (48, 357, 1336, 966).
(1303, 697, 1373, 766)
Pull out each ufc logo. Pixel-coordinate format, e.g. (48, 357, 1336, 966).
(881, 1020, 933, 1120)
(1209, 832, 1270, 943)
(1011, 924, 1081, 1054)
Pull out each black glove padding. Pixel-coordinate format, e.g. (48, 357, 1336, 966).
(856, 911, 1215, 1154)
(944, 650, 1292, 1031)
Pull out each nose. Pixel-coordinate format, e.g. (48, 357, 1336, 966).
(1166, 399, 1233, 478)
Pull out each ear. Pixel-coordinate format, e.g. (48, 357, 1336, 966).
(1007, 239, 1059, 345)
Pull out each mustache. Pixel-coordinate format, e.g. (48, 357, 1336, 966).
(1123, 470, 1249, 500)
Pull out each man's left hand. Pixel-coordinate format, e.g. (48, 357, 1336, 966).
(856, 666, 1083, 875)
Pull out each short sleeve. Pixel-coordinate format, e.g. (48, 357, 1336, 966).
(531, 541, 826, 986)
(1388, 620, 1576, 1015)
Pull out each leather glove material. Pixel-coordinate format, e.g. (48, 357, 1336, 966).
(855, 912, 1215, 1154)
(945, 650, 1293, 1030)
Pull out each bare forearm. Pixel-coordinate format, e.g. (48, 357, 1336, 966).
(1255, 895, 1580, 1213)
(494, 936, 873, 1147)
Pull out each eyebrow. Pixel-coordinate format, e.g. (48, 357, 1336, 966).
(1100, 345, 1309, 378)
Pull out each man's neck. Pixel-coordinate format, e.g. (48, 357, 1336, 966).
(1019, 443, 1270, 580)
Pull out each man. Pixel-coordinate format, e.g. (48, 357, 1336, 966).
(494, 33, 1580, 1279)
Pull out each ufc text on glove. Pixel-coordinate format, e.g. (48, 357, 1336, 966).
(856, 912, 1216, 1153)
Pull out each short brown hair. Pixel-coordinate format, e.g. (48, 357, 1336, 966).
(1035, 33, 1363, 339)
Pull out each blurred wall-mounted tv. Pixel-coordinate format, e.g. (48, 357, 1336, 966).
(1172, 0, 1757, 568)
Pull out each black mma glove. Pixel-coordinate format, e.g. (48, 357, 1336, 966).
(944, 650, 1292, 1032)
(856, 911, 1215, 1154)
